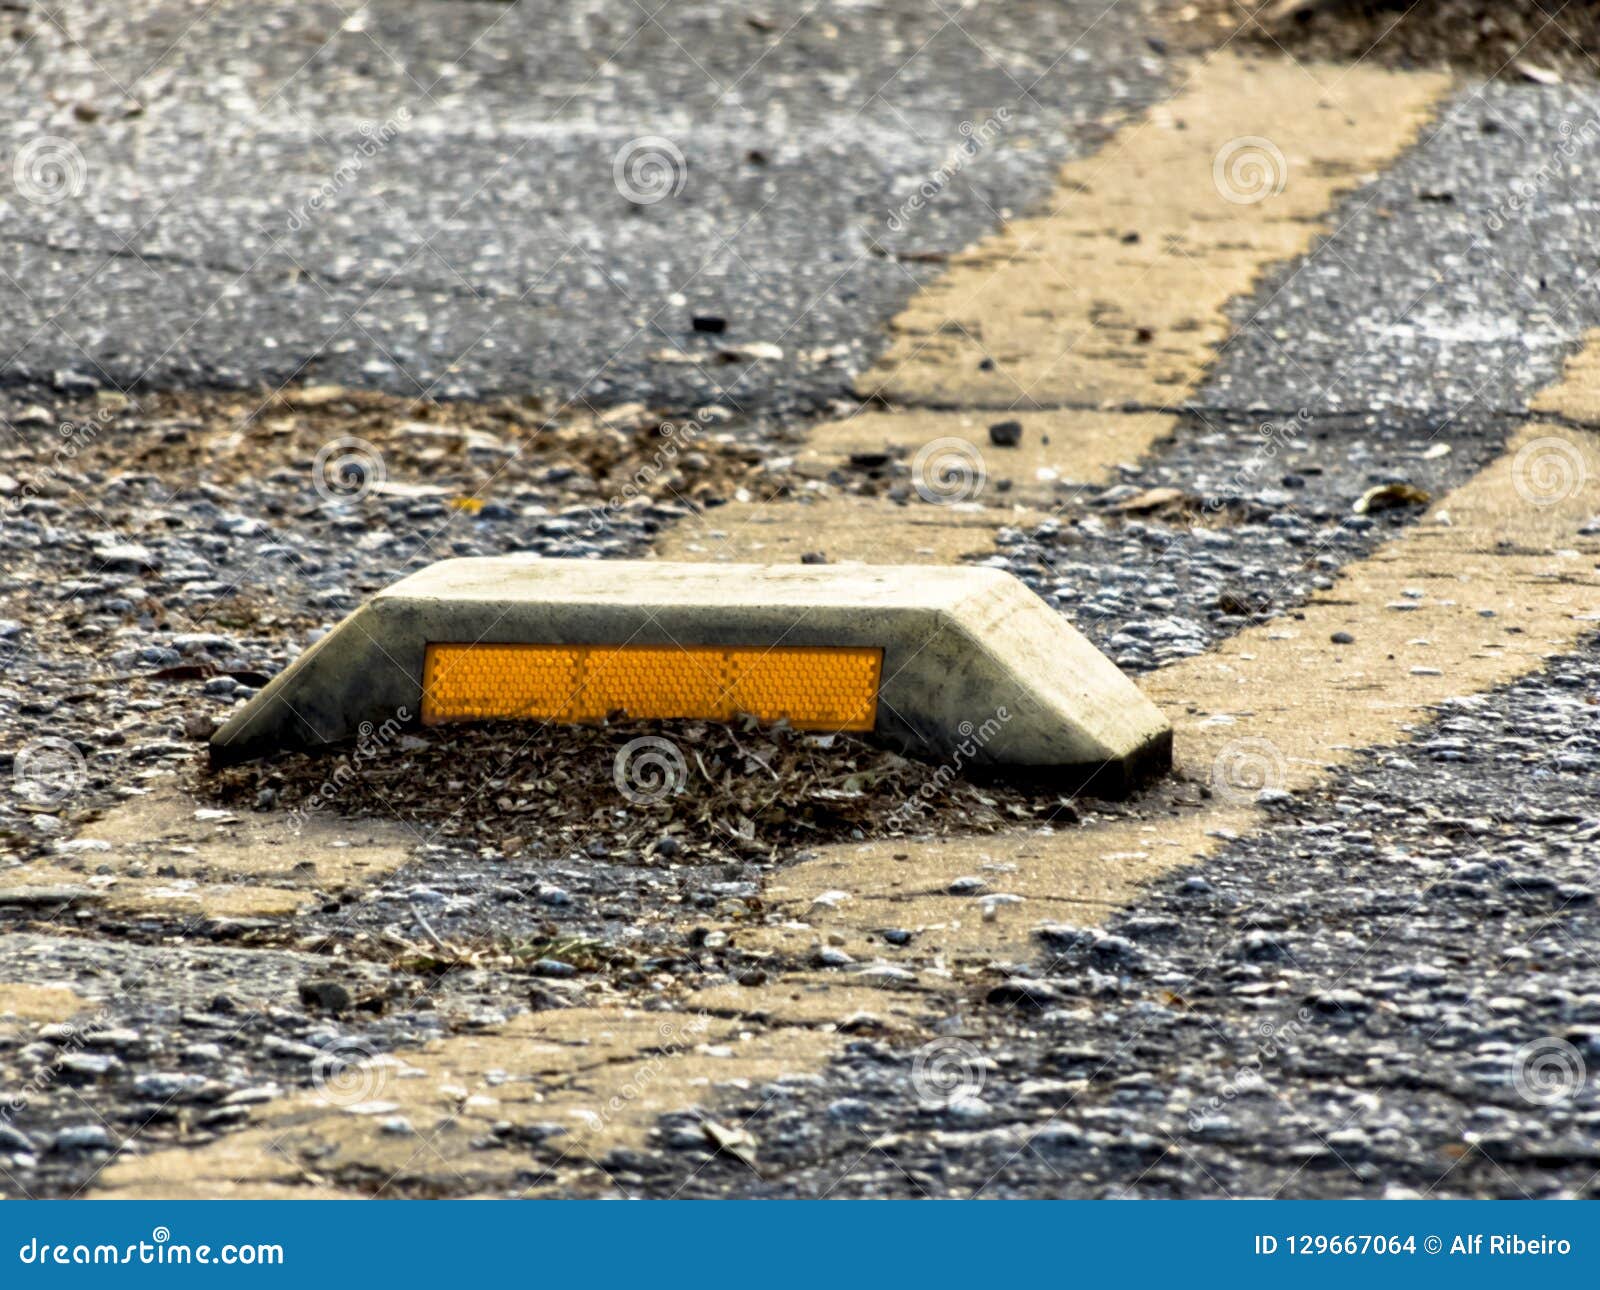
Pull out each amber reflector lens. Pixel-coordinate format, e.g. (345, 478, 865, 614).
(421, 643, 882, 731)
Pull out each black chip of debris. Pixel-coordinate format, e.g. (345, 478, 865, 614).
(988, 420, 1024, 447)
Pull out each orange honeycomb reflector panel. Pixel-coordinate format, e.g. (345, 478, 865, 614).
(421, 643, 882, 731)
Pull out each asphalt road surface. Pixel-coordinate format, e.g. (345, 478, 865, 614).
(2, 0, 1167, 413)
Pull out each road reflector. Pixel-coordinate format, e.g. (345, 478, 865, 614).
(421, 642, 882, 730)
(211, 559, 1171, 793)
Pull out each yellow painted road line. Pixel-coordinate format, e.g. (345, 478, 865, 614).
(106, 59, 1600, 1201)
(859, 53, 1449, 411)
(97, 986, 934, 1199)
(766, 413, 1600, 960)
(660, 53, 1451, 565)
(94, 348, 1600, 1200)
(0, 983, 87, 1028)
(22, 786, 412, 920)
(661, 406, 1165, 563)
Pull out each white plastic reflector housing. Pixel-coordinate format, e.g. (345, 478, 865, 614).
(212, 559, 1171, 793)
